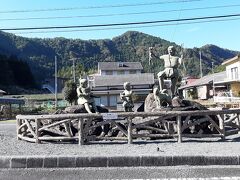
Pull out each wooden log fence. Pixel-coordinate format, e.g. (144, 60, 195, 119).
(16, 109, 240, 145)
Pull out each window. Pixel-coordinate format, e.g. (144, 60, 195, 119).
(117, 70, 124, 75)
(129, 70, 136, 74)
(94, 98, 101, 106)
(231, 67, 238, 80)
(105, 70, 113, 75)
(118, 62, 124, 67)
(109, 95, 117, 106)
(100, 96, 108, 106)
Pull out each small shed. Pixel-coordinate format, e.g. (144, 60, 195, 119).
(0, 97, 25, 118)
(0, 89, 7, 96)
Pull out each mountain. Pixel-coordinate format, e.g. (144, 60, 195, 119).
(0, 30, 238, 84)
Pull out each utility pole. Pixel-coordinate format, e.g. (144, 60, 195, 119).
(55, 56, 58, 109)
(211, 62, 214, 74)
(73, 57, 76, 83)
(148, 47, 153, 73)
(212, 62, 215, 97)
(70, 51, 76, 83)
(181, 43, 186, 77)
(199, 51, 203, 78)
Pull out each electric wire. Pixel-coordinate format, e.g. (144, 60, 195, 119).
(0, 4, 239, 21)
(13, 17, 240, 35)
(171, 1, 183, 42)
(2, 13, 240, 31)
(0, 0, 204, 14)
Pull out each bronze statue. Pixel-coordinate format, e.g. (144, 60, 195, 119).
(120, 82, 134, 112)
(153, 88, 172, 108)
(150, 46, 183, 98)
(77, 78, 99, 114)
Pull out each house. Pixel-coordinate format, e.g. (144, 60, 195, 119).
(97, 62, 143, 75)
(179, 71, 226, 100)
(181, 76, 198, 86)
(0, 97, 25, 118)
(215, 55, 240, 97)
(90, 62, 154, 109)
(0, 89, 7, 96)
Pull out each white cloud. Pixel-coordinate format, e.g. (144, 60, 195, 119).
(186, 27, 200, 33)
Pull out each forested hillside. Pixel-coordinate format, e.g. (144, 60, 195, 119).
(0, 30, 238, 83)
(0, 54, 36, 92)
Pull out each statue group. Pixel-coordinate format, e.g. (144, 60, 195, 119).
(76, 45, 183, 113)
(19, 46, 218, 144)
(76, 79, 135, 113)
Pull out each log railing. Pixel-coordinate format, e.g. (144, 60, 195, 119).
(16, 109, 240, 145)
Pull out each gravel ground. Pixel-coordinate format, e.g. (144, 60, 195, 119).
(1, 123, 240, 157)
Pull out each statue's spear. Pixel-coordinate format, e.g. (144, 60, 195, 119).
(148, 47, 154, 73)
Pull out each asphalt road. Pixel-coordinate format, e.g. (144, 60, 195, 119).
(1, 166, 240, 180)
(2, 121, 240, 157)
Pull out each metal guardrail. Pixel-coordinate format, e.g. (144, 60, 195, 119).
(214, 96, 240, 103)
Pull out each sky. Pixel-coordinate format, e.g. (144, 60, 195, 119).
(0, 0, 240, 51)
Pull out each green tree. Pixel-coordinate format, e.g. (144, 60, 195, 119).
(63, 81, 77, 105)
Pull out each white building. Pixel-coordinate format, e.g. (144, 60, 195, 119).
(97, 62, 143, 75)
(90, 62, 154, 109)
(224, 55, 240, 81)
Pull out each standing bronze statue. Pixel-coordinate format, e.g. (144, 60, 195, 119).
(150, 46, 183, 98)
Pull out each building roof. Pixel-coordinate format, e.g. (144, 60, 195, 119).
(93, 73, 154, 87)
(0, 89, 6, 94)
(98, 62, 143, 71)
(222, 55, 240, 66)
(0, 97, 25, 105)
(179, 71, 226, 89)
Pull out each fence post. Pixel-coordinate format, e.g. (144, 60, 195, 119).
(236, 113, 240, 130)
(35, 119, 41, 143)
(78, 118, 84, 145)
(128, 117, 132, 144)
(9, 104, 12, 119)
(177, 115, 182, 143)
(219, 114, 225, 140)
(16, 119, 21, 140)
(19, 104, 22, 114)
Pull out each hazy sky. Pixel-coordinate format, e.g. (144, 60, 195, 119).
(1, 0, 240, 51)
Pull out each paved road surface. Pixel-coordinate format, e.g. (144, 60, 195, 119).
(2, 122, 240, 157)
(1, 166, 240, 179)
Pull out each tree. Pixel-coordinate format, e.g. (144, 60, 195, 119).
(8, 55, 36, 88)
(63, 81, 78, 105)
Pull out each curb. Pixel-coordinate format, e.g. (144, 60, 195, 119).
(0, 155, 239, 169)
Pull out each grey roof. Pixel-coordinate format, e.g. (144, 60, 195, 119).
(93, 73, 154, 87)
(0, 97, 25, 105)
(222, 55, 240, 65)
(179, 71, 226, 89)
(98, 62, 143, 71)
(0, 90, 6, 94)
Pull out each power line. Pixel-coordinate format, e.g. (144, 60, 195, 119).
(1, 4, 239, 21)
(171, 1, 183, 41)
(0, 0, 203, 14)
(2, 13, 240, 31)
(12, 17, 240, 35)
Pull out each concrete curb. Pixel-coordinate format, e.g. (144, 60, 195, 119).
(0, 155, 239, 169)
